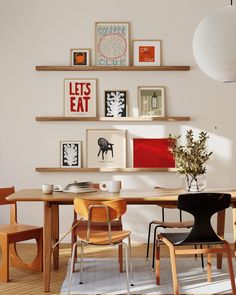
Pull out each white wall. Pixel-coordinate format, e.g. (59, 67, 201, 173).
(0, 0, 235, 242)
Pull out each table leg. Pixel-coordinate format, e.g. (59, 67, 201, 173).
(216, 209, 225, 269)
(44, 202, 52, 292)
(52, 205, 59, 270)
(232, 203, 236, 258)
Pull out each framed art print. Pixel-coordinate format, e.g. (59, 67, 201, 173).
(64, 79, 97, 117)
(105, 90, 128, 117)
(95, 22, 130, 66)
(138, 86, 165, 117)
(133, 40, 162, 66)
(86, 129, 126, 168)
(133, 138, 175, 168)
(60, 141, 81, 168)
(70, 48, 90, 66)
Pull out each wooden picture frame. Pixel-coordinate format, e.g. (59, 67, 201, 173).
(64, 78, 97, 117)
(86, 129, 127, 168)
(95, 22, 130, 66)
(138, 86, 165, 117)
(133, 40, 162, 66)
(70, 48, 91, 66)
(60, 141, 81, 168)
(104, 90, 128, 117)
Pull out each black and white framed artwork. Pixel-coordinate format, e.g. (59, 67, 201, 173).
(60, 141, 81, 168)
(104, 90, 128, 117)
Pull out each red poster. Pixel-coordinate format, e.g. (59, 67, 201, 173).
(139, 46, 155, 62)
(133, 138, 175, 168)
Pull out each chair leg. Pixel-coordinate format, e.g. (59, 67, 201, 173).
(169, 243, 179, 295)
(207, 251, 212, 282)
(71, 228, 77, 273)
(123, 242, 130, 295)
(68, 241, 77, 294)
(200, 244, 204, 269)
(128, 236, 134, 286)
(146, 222, 154, 259)
(152, 225, 159, 270)
(224, 241, 236, 295)
(0, 235, 9, 282)
(118, 244, 123, 273)
(79, 243, 84, 284)
(155, 237, 160, 285)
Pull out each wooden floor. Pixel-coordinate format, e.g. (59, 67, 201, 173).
(0, 243, 234, 295)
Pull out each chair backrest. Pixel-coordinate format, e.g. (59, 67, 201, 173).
(0, 187, 17, 224)
(98, 137, 108, 148)
(177, 193, 231, 244)
(74, 198, 127, 222)
(74, 198, 127, 244)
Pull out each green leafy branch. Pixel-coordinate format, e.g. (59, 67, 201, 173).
(169, 129, 213, 178)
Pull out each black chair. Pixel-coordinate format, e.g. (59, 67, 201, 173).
(97, 137, 114, 160)
(146, 187, 203, 270)
(155, 193, 236, 295)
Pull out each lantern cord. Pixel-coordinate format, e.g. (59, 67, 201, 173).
(231, 0, 233, 5)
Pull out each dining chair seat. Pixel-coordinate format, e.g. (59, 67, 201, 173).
(151, 220, 193, 228)
(0, 224, 42, 242)
(77, 228, 131, 245)
(160, 232, 225, 245)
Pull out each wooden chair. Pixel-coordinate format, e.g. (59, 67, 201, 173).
(155, 193, 236, 295)
(69, 198, 133, 295)
(0, 187, 43, 282)
(146, 187, 195, 269)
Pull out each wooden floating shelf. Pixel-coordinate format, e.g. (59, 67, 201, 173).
(35, 65, 190, 71)
(35, 167, 177, 173)
(35, 116, 190, 122)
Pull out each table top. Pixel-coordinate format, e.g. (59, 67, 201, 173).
(6, 188, 236, 203)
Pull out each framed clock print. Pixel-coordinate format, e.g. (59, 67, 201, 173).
(95, 22, 130, 66)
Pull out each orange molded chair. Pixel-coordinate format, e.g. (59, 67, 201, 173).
(68, 198, 133, 295)
(0, 187, 43, 282)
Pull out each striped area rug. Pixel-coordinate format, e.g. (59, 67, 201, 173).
(60, 258, 235, 294)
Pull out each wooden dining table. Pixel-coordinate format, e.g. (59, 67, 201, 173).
(6, 188, 236, 292)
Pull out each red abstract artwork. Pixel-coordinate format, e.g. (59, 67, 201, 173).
(139, 46, 155, 62)
(133, 138, 175, 168)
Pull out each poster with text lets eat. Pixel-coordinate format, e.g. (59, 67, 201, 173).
(64, 79, 97, 117)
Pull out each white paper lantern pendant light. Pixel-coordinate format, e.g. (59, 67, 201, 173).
(193, 0, 236, 82)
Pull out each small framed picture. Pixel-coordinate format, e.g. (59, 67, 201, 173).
(95, 22, 130, 66)
(70, 48, 90, 66)
(64, 79, 97, 117)
(138, 86, 165, 117)
(104, 90, 128, 117)
(60, 141, 81, 168)
(133, 40, 162, 66)
(86, 129, 126, 168)
(133, 138, 175, 168)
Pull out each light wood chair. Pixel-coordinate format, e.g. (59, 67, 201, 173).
(69, 198, 133, 295)
(155, 193, 236, 295)
(0, 187, 43, 282)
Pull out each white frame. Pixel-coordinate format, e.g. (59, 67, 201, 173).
(86, 129, 127, 168)
(138, 86, 165, 117)
(60, 141, 81, 168)
(104, 90, 128, 117)
(133, 40, 162, 66)
(70, 48, 91, 66)
(64, 78, 97, 117)
(95, 22, 130, 66)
